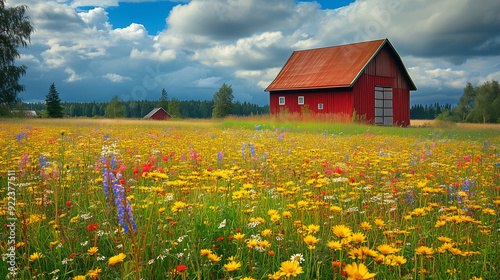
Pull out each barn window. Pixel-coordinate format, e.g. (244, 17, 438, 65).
(318, 103, 323, 110)
(374, 86, 393, 125)
(279, 96, 285, 105)
(298, 96, 304, 105)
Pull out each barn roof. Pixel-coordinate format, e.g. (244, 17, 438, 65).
(143, 107, 170, 119)
(265, 38, 416, 92)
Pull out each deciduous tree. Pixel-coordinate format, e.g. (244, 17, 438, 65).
(212, 83, 234, 118)
(0, 0, 34, 115)
(105, 95, 125, 118)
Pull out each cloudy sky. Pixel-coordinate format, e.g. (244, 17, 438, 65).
(8, 0, 500, 106)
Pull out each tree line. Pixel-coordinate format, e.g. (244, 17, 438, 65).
(437, 80, 500, 123)
(25, 97, 269, 119)
(410, 103, 452, 120)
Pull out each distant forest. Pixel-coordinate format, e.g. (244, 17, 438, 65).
(23, 100, 450, 120)
(24, 100, 269, 119)
(409, 103, 452, 120)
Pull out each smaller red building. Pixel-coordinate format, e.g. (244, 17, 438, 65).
(265, 39, 417, 125)
(143, 107, 171, 120)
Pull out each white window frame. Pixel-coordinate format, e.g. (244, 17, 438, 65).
(279, 96, 285, 105)
(318, 103, 324, 110)
(298, 96, 304, 105)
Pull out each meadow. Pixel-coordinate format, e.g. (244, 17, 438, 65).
(1, 117, 499, 280)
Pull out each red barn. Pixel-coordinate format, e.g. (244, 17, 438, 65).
(143, 107, 171, 120)
(265, 39, 416, 125)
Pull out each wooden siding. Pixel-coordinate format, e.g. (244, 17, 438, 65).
(267, 40, 414, 125)
(352, 45, 411, 125)
(270, 89, 353, 115)
(150, 110, 170, 120)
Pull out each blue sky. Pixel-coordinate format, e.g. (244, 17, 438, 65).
(8, 0, 500, 106)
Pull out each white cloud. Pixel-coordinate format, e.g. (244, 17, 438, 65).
(10, 0, 500, 106)
(195, 77, 222, 88)
(111, 23, 148, 41)
(79, 7, 110, 30)
(65, 67, 83, 82)
(479, 71, 500, 86)
(235, 67, 281, 89)
(18, 54, 41, 64)
(130, 46, 176, 62)
(103, 73, 132, 82)
(193, 31, 284, 68)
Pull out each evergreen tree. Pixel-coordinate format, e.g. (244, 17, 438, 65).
(45, 83, 64, 118)
(105, 95, 125, 118)
(0, 0, 34, 115)
(212, 83, 234, 118)
(158, 88, 169, 110)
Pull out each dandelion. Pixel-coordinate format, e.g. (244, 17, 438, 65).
(377, 244, 400, 255)
(438, 236, 452, 243)
(224, 261, 242, 272)
(374, 219, 386, 227)
(208, 253, 221, 262)
(108, 253, 126, 266)
(200, 249, 212, 256)
(262, 229, 272, 237)
(390, 255, 407, 266)
(332, 225, 352, 238)
(306, 224, 320, 234)
(351, 232, 367, 243)
(343, 262, 376, 280)
(88, 247, 99, 256)
(327, 240, 342, 251)
(86, 267, 102, 279)
(360, 222, 372, 230)
(279, 261, 304, 278)
(234, 232, 246, 241)
(267, 271, 282, 280)
(258, 240, 271, 249)
(415, 246, 435, 258)
(282, 211, 292, 219)
(303, 235, 318, 246)
(247, 238, 258, 249)
(29, 252, 44, 262)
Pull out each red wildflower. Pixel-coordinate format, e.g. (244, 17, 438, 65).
(87, 223, 99, 231)
(176, 265, 188, 272)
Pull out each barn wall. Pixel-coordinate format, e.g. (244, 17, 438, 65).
(151, 110, 169, 120)
(270, 89, 353, 116)
(352, 45, 411, 125)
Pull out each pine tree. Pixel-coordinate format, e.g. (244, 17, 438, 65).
(158, 88, 169, 110)
(45, 83, 64, 118)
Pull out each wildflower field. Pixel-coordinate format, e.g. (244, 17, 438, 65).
(1, 119, 499, 280)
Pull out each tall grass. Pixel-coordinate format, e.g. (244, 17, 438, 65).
(221, 113, 500, 140)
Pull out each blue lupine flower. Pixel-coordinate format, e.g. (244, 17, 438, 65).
(17, 132, 28, 141)
(249, 143, 255, 157)
(217, 151, 223, 162)
(112, 179, 136, 233)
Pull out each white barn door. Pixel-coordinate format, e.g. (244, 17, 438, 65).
(374, 86, 393, 125)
